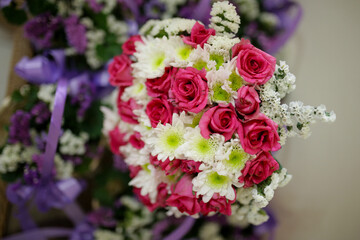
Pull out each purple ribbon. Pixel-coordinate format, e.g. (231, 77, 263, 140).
(15, 50, 65, 85)
(163, 217, 195, 240)
(3, 227, 73, 240)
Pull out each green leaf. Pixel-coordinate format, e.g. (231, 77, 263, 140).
(26, 0, 56, 15)
(1, 169, 23, 182)
(2, 6, 27, 25)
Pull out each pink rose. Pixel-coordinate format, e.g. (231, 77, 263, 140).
(108, 54, 133, 87)
(180, 160, 202, 174)
(199, 104, 239, 141)
(129, 132, 145, 149)
(122, 35, 143, 55)
(117, 92, 141, 124)
(232, 38, 276, 85)
(146, 67, 177, 97)
(133, 183, 168, 212)
(166, 175, 201, 215)
(235, 86, 261, 119)
(170, 67, 208, 113)
(239, 151, 279, 188)
(108, 127, 127, 155)
(149, 155, 182, 176)
(200, 193, 235, 216)
(182, 22, 215, 48)
(145, 97, 174, 128)
(237, 114, 281, 155)
(129, 165, 142, 178)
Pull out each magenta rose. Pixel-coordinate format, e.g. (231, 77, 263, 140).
(108, 54, 133, 87)
(180, 160, 202, 174)
(235, 86, 261, 119)
(237, 114, 281, 155)
(146, 67, 177, 97)
(108, 127, 127, 155)
(232, 38, 276, 85)
(133, 183, 168, 212)
(200, 192, 235, 216)
(199, 104, 239, 141)
(239, 151, 279, 188)
(170, 67, 208, 113)
(166, 175, 201, 215)
(145, 97, 174, 128)
(117, 93, 140, 124)
(149, 155, 182, 176)
(129, 132, 145, 149)
(122, 35, 143, 55)
(182, 22, 215, 48)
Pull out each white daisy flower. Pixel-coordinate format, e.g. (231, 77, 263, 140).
(129, 164, 166, 203)
(121, 78, 150, 106)
(133, 37, 174, 79)
(144, 113, 187, 161)
(177, 126, 223, 164)
(168, 36, 194, 68)
(120, 144, 150, 166)
(187, 45, 216, 71)
(192, 169, 236, 202)
(206, 66, 235, 104)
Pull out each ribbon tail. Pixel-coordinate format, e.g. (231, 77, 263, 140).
(63, 202, 85, 226)
(41, 78, 68, 179)
(163, 217, 196, 240)
(3, 227, 73, 240)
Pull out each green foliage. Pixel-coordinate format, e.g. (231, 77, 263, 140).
(80, 100, 104, 140)
(1, 166, 24, 182)
(2, 6, 27, 25)
(26, 0, 56, 15)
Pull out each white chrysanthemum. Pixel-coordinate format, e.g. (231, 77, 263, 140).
(133, 37, 174, 79)
(59, 130, 89, 156)
(177, 127, 223, 163)
(121, 78, 150, 106)
(129, 164, 167, 203)
(187, 45, 216, 71)
(214, 139, 251, 178)
(120, 144, 150, 166)
(144, 113, 187, 161)
(100, 106, 120, 136)
(168, 36, 194, 68)
(207, 35, 239, 60)
(192, 169, 236, 202)
(210, 1, 241, 37)
(206, 67, 235, 104)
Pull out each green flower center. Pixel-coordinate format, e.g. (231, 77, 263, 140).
(133, 83, 144, 94)
(193, 60, 208, 71)
(161, 130, 184, 151)
(152, 53, 165, 70)
(210, 54, 224, 70)
(177, 46, 192, 60)
(208, 172, 229, 188)
(212, 82, 231, 102)
(228, 71, 243, 91)
(195, 137, 213, 155)
(142, 163, 151, 173)
(225, 149, 248, 170)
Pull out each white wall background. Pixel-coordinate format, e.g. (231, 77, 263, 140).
(0, 0, 359, 239)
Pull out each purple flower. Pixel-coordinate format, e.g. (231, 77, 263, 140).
(8, 110, 32, 146)
(64, 15, 88, 54)
(87, 208, 117, 228)
(34, 131, 47, 152)
(113, 154, 128, 172)
(86, 0, 103, 13)
(24, 165, 41, 185)
(63, 155, 83, 165)
(31, 102, 51, 125)
(70, 80, 95, 118)
(24, 13, 61, 49)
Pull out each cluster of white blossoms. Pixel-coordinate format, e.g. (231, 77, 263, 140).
(59, 130, 89, 156)
(104, 1, 335, 225)
(0, 144, 36, 173)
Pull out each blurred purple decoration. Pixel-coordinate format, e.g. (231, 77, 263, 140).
(15, 50, 65, 84)
(0, 0, 11, 8)
(64, 15, 88, 54)
(87, 208, 117, 228)
(31, 102, 51, 125)
(8, 110, 32, 146)
(179, 0, 212, 26)
(113, 154, 128, 172)
(24, 13, 61, 49)
(86, 0, 103, 13)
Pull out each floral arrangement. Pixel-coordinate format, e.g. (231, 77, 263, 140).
(102, 1, 335, 226)
(1, 0, 301, 70)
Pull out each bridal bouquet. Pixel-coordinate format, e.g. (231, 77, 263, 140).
(103, 1, 335, 225)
